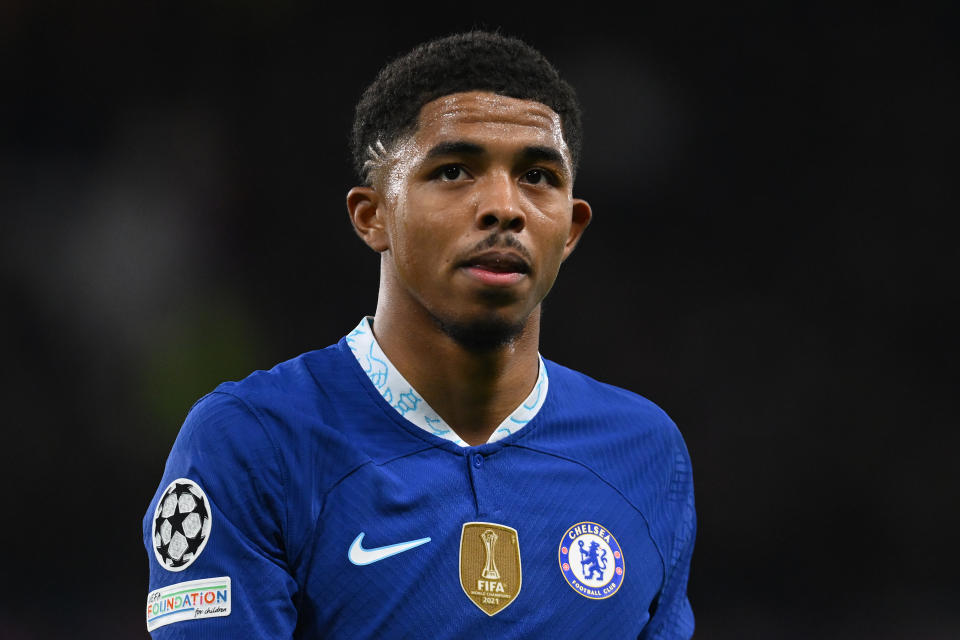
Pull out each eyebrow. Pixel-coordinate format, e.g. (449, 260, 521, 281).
(516, 145, 569, 174)
(424, 141, 571, 177)
(424, 141, 486, 160)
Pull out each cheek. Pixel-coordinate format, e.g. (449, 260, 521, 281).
(534, 215, 573, 263)
(525, 192, 573, 247)
(388, 209, 451, 281)
(536, 225, 575, 294)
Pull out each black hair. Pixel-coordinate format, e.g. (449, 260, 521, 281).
(351, 30, 582, 185)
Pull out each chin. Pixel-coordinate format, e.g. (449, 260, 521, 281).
(432, 310, 529, 352)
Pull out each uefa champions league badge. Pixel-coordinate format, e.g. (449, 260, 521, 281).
(558, 521, 625, 599)
(152, 478, 213, 572)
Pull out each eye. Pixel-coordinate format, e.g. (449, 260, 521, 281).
(521, 168, 555, 186)
(437, 165, 469, 182)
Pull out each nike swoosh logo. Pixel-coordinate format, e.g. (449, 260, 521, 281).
(348, 532, 432, 566)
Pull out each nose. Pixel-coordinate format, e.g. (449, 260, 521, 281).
(475, 172, 525, 232)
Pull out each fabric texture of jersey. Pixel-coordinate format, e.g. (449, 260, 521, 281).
(143, 335, 696, 639)
(344, 316, 549, 446)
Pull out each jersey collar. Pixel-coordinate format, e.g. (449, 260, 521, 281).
(344, 316, 548, 447)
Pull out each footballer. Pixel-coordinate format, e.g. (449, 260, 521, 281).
(144, 31, 696, 638)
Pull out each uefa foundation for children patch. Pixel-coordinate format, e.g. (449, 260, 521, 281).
(558, 521, 625, 599)
(145, 576, 231, 631)
(152, 478, 213, 572)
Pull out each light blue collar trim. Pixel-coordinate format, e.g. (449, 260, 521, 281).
(345, 317, 548, 447)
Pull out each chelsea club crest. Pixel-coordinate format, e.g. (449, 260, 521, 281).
(558, 521, 625, 599)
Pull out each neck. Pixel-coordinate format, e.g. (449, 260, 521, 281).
(371, 279, 541, 447)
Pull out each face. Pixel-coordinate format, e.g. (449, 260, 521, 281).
(349, 91, 591, 347)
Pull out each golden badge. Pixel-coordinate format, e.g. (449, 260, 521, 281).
(459, 522, 522, 616)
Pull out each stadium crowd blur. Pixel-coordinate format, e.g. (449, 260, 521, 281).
(2, 4, 956, 638)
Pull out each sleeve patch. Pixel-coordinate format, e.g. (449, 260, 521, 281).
(151, 478, 213, 572)
(146, 576, 231, 631)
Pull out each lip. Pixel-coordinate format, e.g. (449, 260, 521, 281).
(460, 250, 530, 272)
(462, 266, 527, 286)
(458, 251, 531, 287)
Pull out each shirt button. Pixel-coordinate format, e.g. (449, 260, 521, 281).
(472, 453, 483, 468)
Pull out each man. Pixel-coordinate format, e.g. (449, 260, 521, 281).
(143, 31, 695, 639)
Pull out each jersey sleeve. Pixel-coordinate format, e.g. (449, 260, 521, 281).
(640, 440, 696, 640)
(142, 391, 298, 638)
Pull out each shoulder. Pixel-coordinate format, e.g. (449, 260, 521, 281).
(211, 344, 343, 418)
(168, 346, 338, 459)
(150, 342, 375, 563)
(543, 359, 685, 447)
(169, 342, 376, 499)
(532, 360, 693, 527)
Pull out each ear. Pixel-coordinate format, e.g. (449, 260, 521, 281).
(346, 187, 389, 253)
(561, 198, 593, 261)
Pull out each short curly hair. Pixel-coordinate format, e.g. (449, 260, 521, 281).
(351, 30, 582, 186)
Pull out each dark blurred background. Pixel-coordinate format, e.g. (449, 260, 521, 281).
(2, 2, 957, 638)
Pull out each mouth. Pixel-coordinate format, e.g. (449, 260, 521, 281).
(459, 251, 530, 286)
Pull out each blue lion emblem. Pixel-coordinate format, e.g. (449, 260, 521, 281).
(578, 540, 607, 581)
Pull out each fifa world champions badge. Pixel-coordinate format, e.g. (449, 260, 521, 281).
(558, 521, 625, 599)
(459, 522, 522, 616)
(152, 478, 213, 572)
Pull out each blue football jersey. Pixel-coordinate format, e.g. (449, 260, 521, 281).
(143, 336, 696, 638)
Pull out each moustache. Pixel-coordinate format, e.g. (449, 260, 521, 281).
(465, 233, 533, 263)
